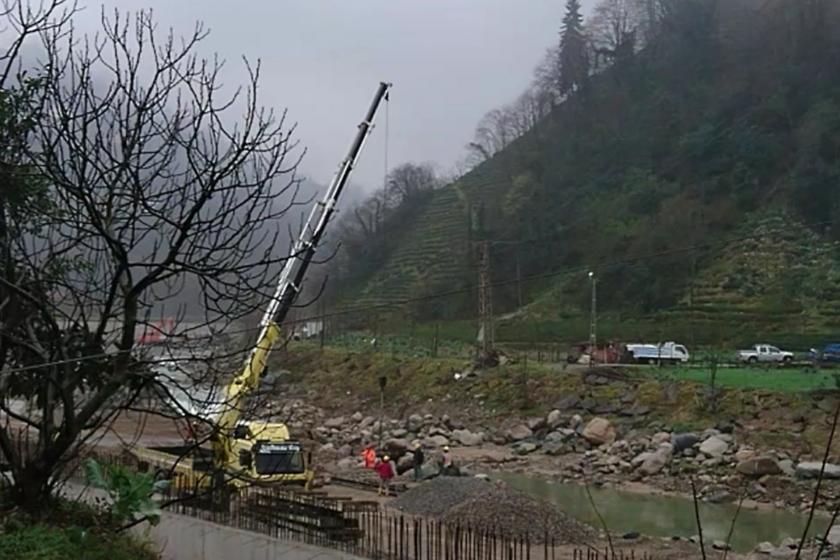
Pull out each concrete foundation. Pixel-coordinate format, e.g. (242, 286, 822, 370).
(141, 512, 364, 560)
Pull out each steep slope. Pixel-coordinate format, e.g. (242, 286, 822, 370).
(338, 0, 840, 342)
(352, 185, 469, 314)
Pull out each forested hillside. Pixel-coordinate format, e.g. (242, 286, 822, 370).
(328, 0, 840, 344)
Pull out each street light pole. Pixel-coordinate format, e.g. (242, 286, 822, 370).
(589, 272, 597, 365)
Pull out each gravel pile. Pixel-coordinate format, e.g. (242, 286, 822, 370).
(390, 477, 594, 545)
(444, 482, 595, 545)
(390, 476, 491, 517)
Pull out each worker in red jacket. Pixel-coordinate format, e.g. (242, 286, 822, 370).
(375, 455, 395, 496)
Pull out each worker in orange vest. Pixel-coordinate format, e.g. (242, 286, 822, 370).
(361, 443, 376, 469)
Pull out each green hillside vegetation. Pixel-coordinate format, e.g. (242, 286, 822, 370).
(333, 0, 840, 345)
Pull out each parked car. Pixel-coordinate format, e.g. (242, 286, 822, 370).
(810, 344, 840, 367)
(625, 342, 690, 364)
(737, 344, 794, 364)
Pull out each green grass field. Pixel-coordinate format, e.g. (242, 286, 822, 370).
(641, 366, 840, 393)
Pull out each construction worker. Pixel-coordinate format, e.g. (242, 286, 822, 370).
(412, 442, 425, 481)
(440, 445, 454, 475)
(361, 443, 376, 469)
(375, 455, 395, 496)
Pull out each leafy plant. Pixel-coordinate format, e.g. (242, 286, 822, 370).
(84, 459, 169, 526)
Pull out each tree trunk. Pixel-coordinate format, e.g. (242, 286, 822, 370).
(11, 463, 53, 512)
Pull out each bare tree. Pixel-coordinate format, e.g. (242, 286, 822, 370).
(532, 46, 563, 103)
(386, 162, 437, 205)
(508, 87, 554, 138)
(467, 107, 516, 164)
(0, 7, 304, 510)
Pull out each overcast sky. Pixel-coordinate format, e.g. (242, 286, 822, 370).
(72, 1, 595, 193)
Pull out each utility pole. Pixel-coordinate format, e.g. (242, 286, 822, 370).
(589, 271, 597, 365)
(319, 298, 326, 351)
(377, 375, 387, 450)
(477, 240, 494, 357)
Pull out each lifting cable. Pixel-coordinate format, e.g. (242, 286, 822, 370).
(383, 88, 390, 194)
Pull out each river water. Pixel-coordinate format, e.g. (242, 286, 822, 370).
(499, 474, 829, 553)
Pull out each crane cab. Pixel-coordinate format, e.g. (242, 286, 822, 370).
(229, 421, 313, 487)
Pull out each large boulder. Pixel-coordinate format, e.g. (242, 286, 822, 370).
(429, 425, 450, 437)
(384, 438, 410, 458)
(657, 442, 674, 458)
(638, 451, 669, 476)
(699, 436, 729, 458)
(753, 542, 776, 555)
(796, 461, 840, 479)
(554, 396, 581, 410)
(406, 414, 424, 432)
(336, 457, 357, 470)
(425, 435, 449, 448)
(512, 441, 539, 455)
(734, 448, 756, 463)
(711, 541, 730, 551)
(546, 409, 563, 429)
(336, 444, 353, 457)
(324, 416, 345, 429)
(545, 428, 576, 441)
(506, 424, 534, 442)
(542, 440, 568, 456)
(672, 433, 700, 453)
(652, 432, 671, 445)
(527, 417, 546, 432)
(736, 457, 781, 477)
(582, 417, 616, 446)
(452, 429, 484, 447)
(778, 459, 796, 477)
(827, 525, 840, 546)
(631, 452, 652, 468)
(396, 454, 414, 474)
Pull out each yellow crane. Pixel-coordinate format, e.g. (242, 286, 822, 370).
(135, 82, 392, 492)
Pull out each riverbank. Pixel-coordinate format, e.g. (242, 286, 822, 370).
(265, 344, 840, 555)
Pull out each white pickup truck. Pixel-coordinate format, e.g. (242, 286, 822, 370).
(626, 342, 690, 364)
(737, 344, 794, 364)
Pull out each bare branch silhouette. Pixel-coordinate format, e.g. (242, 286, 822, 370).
(795, 398, 840, 559)
(690, 477, 707, 560)
(584, 482, 615, 558)
(0, 6, 304, 509)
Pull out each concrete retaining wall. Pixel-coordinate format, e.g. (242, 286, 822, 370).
(145, 512, 364, 560)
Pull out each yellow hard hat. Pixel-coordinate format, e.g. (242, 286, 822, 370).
(443, 445, 450, 451)
(383, 455, 390, 461)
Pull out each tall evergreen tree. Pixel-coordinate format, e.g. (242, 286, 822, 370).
(559, 0, 590, 94)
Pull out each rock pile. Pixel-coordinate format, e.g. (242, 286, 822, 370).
(277, 402, 488, 469)
(278, 397, 840, 511)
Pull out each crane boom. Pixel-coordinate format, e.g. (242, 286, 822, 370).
(214, 82, 392, 456)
